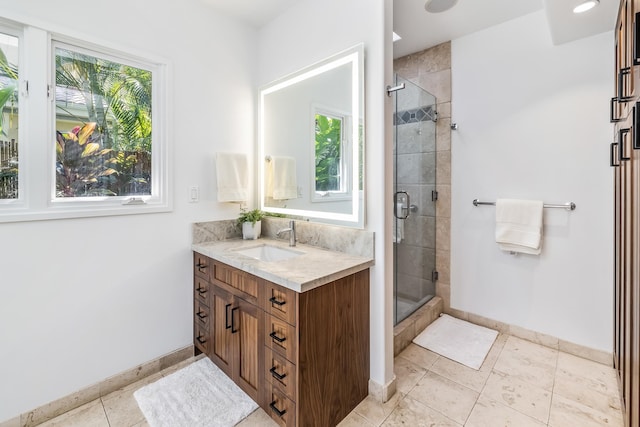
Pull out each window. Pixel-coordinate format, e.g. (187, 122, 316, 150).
(313, 108, 351, 201)
(0, 20, 169, 222)
(54, 44, 153, 199)
(0, 31, 19, 201)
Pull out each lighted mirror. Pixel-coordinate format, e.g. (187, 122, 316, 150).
(259, 44, 364, 228)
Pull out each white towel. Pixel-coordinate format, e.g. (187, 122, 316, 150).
(215, 152, 248, 202)
(495, 198, 544, 255)
(265, 156, 297, 200)
(393, 203, 405, 243)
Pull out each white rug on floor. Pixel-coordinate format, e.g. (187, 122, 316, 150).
(412, 314, 498, 370)
(134, 357, 258, 427)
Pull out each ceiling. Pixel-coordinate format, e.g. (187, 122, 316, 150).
(201, 0, 620, 58)
(200, 0, 298, 28)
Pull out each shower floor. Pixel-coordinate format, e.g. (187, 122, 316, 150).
(396, 294, 434, 324)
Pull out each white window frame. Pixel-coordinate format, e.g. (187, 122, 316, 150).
(311, 105, 352, 203)
(0, 20, 171, 223)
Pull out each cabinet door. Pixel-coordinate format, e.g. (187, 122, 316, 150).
(210, 285, 234, 378)
(233, 297, 263, 402)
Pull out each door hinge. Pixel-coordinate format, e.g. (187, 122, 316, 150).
(432, 270, 439, 282)
(432, 190, 438, 202)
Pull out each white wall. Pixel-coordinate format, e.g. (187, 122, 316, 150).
(258, 0, 394, 390)
(451, 11, 613, 351)
(0, 0, 257, 421)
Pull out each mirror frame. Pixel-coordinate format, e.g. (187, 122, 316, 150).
(258, 43, 365, 227)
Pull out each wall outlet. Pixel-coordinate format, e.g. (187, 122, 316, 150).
(189, 186, 199, 203)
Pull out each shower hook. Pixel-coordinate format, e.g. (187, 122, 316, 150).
(386, 83, 405, 96)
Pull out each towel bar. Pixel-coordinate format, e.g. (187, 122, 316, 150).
(472, 199, 576, 211)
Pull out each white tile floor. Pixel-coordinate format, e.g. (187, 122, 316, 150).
(36, 333, 623, 426)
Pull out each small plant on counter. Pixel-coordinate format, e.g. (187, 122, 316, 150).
(237, 208, 266, 226)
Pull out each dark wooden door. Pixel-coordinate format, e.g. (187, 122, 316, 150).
(233, 297, 263, 403)
(210, 284, 234, 378)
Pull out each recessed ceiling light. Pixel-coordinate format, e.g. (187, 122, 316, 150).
(573, 0, 599, 14)
(424, 0, 459, 13)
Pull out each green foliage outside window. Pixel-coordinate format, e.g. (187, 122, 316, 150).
(315, 113, 342, 192)
(55, 47, 153, 197)
(0, 40, 19, 200)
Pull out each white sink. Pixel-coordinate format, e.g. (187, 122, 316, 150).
(235, 244, 303, 262)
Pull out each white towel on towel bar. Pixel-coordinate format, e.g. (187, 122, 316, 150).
(215, 152, 248, 202)
(265, 156, 297, 200)
(495, 198, 544, 255)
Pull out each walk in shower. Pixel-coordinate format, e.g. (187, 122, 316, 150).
(392, 74, 437, 325)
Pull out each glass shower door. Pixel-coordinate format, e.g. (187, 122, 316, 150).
(393, 74, 437, 325)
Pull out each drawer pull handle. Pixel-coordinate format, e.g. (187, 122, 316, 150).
(269, 331, 286, 343)
(270, 366, 287, 380)
(231, 307, 239, 334)
(225, 304, 232, 329)
(269, 296, 286, 306)
(619, 128, 631, 162)
(197, 311, 208, 321)
(196, 335, 207, 345)
(269, 401, 287, 417)
(196, 286, 207, 296)
(611, 142, 620, 167)
(196, 261, 207, 272)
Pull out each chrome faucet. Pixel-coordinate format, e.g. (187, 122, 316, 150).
(276, 220, 296, 247)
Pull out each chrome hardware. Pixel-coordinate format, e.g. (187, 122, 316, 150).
(276, 220, 296, 247)
(386, 83, 406, 96)
(394, 191, 410, 219)
(473, 199, 576, 211)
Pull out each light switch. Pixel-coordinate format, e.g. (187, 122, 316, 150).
(189, 186, 199, 203)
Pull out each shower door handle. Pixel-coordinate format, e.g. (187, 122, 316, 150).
(394, 191, 410, 219)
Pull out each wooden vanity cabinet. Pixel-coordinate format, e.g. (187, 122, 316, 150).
(193, 252, 370, 427)
(613, 2, 640, 426)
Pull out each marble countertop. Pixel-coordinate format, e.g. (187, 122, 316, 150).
(192, 238, 374, 293)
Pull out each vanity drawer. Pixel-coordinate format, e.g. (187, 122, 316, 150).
(194, 253, 211, 281)
(264, 282, 297, 326)
(194, 322, 209, 355)
(194, 300, 210, 330)
(265, 315, 297, 363)
(213, 262, 259, 303)
(265, 348, 297, 401)
(194, 276, 210, 305)
(265, 384, 296, 427)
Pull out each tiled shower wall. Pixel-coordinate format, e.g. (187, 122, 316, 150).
(394, 42, 456, 318)
(394, 78, 437, 306)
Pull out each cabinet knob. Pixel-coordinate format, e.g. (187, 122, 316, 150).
(196, 335, 207, 345)
(197, 311, 208, 321)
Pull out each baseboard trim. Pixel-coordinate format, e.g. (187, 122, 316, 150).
(368, 376, 397, 403)
(463, 312, 613, 367)
(11, 345, 194, 427)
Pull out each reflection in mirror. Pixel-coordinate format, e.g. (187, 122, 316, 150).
(259, 44, 364, 228)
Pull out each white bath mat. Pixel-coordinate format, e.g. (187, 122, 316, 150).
(413, 314, 498, 370)
(134, 357, 258, 427)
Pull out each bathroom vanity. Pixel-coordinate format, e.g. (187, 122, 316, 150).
(192, 238, 373, 426)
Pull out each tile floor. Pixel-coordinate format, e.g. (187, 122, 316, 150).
(36, 334, 623, 427)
